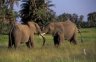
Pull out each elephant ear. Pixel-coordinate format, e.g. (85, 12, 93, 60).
(27, 22, 36, 33)
(34, 23, 41, 34)
(27, 22, 42, 34)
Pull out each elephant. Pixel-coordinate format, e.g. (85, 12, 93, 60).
(8, 22, 45, 48)
(42, 20, 81, 46)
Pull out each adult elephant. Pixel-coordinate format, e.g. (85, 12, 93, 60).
(42, 20, 80, 46)
(8, 22, 45, 48)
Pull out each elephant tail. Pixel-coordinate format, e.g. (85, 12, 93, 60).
(78, 29, 83, 43)
(8, 23, 15, 48)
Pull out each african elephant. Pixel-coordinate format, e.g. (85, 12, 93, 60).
(42, 20, 80, 46)
(8, 22, 45, 48)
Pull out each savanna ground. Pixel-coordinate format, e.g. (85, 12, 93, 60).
(0, 28, 96, 62)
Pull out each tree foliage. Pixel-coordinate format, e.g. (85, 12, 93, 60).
(20, 0, 55, 26)
(57, 13, 84, 28)
(0, 0, 19, 34)
(0, 0, 96, 34)
(88, 12, 96, 27)
(57, 12, 96, 28)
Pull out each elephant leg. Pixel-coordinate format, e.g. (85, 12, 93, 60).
(70, 34, 77, 45)
(26, 38, 33, 48)
(8, 35, 12, 48)
(29, 34, 34, 48)
(73, 38, 77, 45)
(14, 28, 23, 49)
(59, 33, 64, 45)
(53, 35, 59, 47)
(8, 33, 14, 48)
(26, 41, 31, 48)
(14, 41, 20, 49)
(53, 32, 61, 47)
(14, 35, 21, 49)
(73, 33, 78, 44)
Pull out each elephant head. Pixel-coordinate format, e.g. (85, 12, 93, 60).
(27, 22, 46, 46)
(27, 22, 42, 34)
(42, 22, 65, 46)
(42, 22, 63, 34)
(8, 22, 45, 48)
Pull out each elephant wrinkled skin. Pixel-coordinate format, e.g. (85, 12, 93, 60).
(8, 22, 45, 48)
(42, 20, 79, 46)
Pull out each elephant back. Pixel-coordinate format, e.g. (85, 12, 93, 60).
(15, 23, 30, 32)
(62, 21, 78, 40)
(13, 23, 30, 43)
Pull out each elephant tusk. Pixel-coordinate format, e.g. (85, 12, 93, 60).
(39, 33, 45, 38)
(41, 33, 46, 36)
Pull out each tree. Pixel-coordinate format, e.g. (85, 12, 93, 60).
(20, 0, 55, 27)
(71, 13, 79, 23)
(58, 13, 71, 21)
(57, 13, 85, 28)
(0, 0, 19, 24)
(0, 0, 19, 34)
(78, 15, 84, 28)
(88, 12, 96, 27)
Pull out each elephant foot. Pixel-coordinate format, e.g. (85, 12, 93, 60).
(73, 41, 77, 45)
(8, 43, 14, 49)
(8, 46, 12, 49)
(26, 42, 31, 48)
(30, 42, 34, 48)
(70, 40, 77, 45)
(54, 44, 60, 48)
(26, 42, 34, 48)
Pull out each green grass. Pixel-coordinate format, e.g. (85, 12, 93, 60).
(0, 28, 96, 62)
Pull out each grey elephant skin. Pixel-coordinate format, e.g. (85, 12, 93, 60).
(43, 20, 79, 46)
(8, 22, 45, 48)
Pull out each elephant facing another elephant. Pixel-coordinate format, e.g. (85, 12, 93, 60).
(42, 20, 81, 47)
(8, 22, 45, 48)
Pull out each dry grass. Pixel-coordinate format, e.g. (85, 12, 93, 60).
(0, 28, 96, 62)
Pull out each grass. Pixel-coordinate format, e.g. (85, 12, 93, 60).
(0, 28, 96, 62)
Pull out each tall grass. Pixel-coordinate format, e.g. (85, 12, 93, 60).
(0, 28, 96, 62)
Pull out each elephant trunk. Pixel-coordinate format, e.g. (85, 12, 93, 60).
(40, 33, 46, 46)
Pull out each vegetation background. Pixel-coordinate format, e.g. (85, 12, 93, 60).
(0, 0, 96, 62)
(0, 28, 96, 62)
